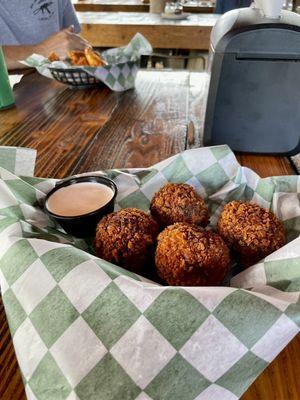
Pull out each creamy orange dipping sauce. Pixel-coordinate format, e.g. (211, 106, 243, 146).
(46, 182, 114, 217)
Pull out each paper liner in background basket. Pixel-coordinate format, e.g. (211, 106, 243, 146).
(0, 145, 299, 400)
(21, 33, 152, 91)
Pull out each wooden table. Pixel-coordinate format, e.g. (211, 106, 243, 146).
(72, 0, 214, 13)
(0, 71, 299, 400)
(78, 12, 218, 49)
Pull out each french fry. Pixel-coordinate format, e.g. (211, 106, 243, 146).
(67, 50, 85, 65)
(48, 52, 60, 62)
(72, 56, 89, 66)
(64, 48, 106, 67)
(84, 47, 106, 67)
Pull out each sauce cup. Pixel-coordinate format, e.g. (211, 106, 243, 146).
(45, 175, 117, 238)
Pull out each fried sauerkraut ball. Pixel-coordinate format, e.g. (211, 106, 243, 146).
(155, 223, 230, 286)
(150, 183, 209, 228)
(94, 208, 158, 273)
(217, 201, 285, 266)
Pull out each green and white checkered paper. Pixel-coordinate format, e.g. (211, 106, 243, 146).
(0, 145, 299, 400)
(22, 33, 152, 92)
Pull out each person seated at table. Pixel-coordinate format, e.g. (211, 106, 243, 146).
(0, 0, 89, 70)
(215, 0, 252, 13)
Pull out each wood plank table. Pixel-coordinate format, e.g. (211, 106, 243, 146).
(0, 70, 299, 400)
(72, 0, 214, 13)
(78, 12, 218, 49)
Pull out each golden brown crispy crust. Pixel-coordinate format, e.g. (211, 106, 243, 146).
(150, 183, 210, 229)
(217, 201, 286, 266)
(67, 50, 88, 66)
(67, 49, 106, 67)
(48, 52, 60, 62)
(84, 47, 106, 67)
(94, 208, 158, 273)
(155, 223, 230, 286)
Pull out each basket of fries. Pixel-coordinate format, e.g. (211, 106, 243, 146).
(22, 33, 153, 92)
(47, 48, 105, 89)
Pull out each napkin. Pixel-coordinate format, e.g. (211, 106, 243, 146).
(9, 74, 23, 89)
(0, 145, 299, 400)
(21, 33, 152, 92)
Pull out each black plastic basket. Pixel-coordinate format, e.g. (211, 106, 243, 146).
(48, 67, 103, 89)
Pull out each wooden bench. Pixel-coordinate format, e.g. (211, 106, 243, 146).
(73, 0, 214, 13)
(78, 12, 219, 49)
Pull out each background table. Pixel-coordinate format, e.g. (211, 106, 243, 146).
(0, 70, 299, 400)
(78, 12, 218, 49)
(72, 0, 214, 13)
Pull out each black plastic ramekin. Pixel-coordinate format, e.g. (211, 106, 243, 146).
(45, 175, 117, 238)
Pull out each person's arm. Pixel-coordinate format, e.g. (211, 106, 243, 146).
(62, 0, 81, 33)
(3, 44, 44, 70)
(3, 26, 90, 70)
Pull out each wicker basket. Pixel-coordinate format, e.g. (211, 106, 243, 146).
(48, 67, 103, 89)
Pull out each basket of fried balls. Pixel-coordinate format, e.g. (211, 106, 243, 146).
(93, 183, 286, 286)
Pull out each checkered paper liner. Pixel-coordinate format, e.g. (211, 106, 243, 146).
(0, 145, 299, 400)
(291, 153, 300, 174)
(21, 33, 152, 91)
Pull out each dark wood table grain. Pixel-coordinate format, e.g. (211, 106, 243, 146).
(0, 70, 299, 400)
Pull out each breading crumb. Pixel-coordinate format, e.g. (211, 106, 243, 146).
(150, 183, 210, 228)
(217, 201, 286, 266)
(94, 208, 158, 273)
(155, 223, 230, 286)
